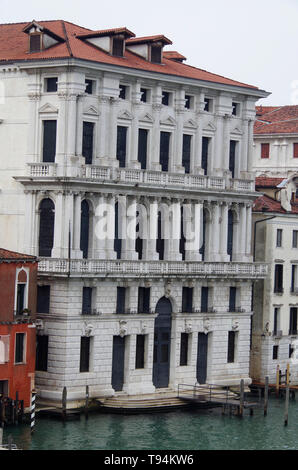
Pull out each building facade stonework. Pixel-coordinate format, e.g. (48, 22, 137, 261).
(0, 20, 269, 404)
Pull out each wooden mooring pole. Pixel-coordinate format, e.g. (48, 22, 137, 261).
(62, 387, 67, 421)
(264, 376, 269, 416)
(239, 379, 244, 417)
(276, 365, 280, 397)
(30, 390, 36, 434)
(284, 383, 290, 426)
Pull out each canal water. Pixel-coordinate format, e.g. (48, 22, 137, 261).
(2, 395, 298, 451)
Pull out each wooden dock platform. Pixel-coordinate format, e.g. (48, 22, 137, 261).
(177, 383, 260, 415)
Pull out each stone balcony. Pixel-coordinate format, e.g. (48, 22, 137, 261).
(26, 163, 255, 194)
(38, 258, 268, 279)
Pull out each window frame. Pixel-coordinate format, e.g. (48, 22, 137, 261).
(261, 143, 270, 159)
(15, 332, 26, 364)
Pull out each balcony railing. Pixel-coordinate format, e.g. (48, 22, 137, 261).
(38, 258, 268, 279)
(27, 163, 255, 193)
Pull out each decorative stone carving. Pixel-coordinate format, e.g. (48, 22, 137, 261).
(83, 322, 94, 337)
(119, 320, 127, 337)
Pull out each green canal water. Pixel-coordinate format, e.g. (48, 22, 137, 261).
(2, 396, 298, 451)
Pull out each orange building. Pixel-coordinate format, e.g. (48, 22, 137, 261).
(0, 249, 37, 409)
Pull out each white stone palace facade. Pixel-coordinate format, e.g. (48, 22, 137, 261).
(0, 20, 269, 404)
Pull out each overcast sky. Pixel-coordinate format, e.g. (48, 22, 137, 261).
(1, 0, 297, 106)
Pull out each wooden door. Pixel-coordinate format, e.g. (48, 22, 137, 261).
(112, 336, 125, 391)
(153, 297, 172, 388)
(197, 333, 208, 384)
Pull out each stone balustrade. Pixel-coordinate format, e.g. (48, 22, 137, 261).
(27, 163, 255, 193)
(38, 257, 268, 279)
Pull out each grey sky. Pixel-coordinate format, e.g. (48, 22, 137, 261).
(2, 0, 297, 106)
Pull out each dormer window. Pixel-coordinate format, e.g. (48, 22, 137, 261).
(112, 36, 125, 57)
(151, 44, 162, 64)
(30, 33, 42, 53)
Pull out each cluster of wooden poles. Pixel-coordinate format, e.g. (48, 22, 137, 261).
(0, 393, 25, 427)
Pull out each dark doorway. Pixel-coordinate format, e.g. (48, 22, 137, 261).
(197, 333, 208, 384)
(227, 210, 234, 260)
(153, 297, 172, 389)
(82, 122, 94, 164)
(112, 336, 125, 391)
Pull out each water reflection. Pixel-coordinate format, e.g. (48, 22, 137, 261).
(2, 397, 298, 450)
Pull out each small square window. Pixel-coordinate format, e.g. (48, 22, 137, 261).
(46, 77, 58, 93)
(294, 143, 298, 158)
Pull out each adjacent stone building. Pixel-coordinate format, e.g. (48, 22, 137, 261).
(0, 20, 268, 405)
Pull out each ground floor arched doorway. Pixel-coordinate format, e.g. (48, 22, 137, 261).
(153, 297, 172, 388)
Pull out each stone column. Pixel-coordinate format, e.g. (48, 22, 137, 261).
(145, 197, 159, 260)
(209, 202, 220, 261)
(220, 202, 229, 262)
(245, 204, 252, 260)
(246, 119, 254, 172)
(73, 192, 83, 258)
(105, 194, 116, 259)
(94, 194, 108, 259)
(213, 113, 224, 175)
(27, 84, 41, 162)
(150, 85, 162, 171)
(223, 115, 231, 172)
(52, 190, 65, 258)
(24, 190, 36, 256)
(184, 201, 202, 261)
(108, 97, 121, 167)
(168, 199, 182, 261)
(122, 196, 138, 260)
(97, 96, 110, 164)
(76, 94, 84, 158)
(174, 89, 186, 173)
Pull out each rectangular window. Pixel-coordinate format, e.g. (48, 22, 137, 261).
(182, 287, 193, 313)
(151, 45, 162, 63)
(289, 344, 294, 358)
(36, 335, 48, 371)
(37, 285, 50, 314)
(229, 140, 237, 178)
(273, 345, 279, 360)
(116, 126, 127, 168)
(15, 333, 25, 364)
(232, 102, 238, 116)
(293, 230, 298, 248)
(227, 331, 235, 363)
(204, 98, 210, 112)
(29, 33, 42, 53)
(46, 77, 58, 92)
(82, 121, 94, 165)
(291, 265, 298, 293)
(276, 229, 283, 247)
(201, 137, 209, 175)
(180, 333, 189, 366)
(160, 131, 170, 171)
(119, 85, 127, 100)
(0, 336, 10, 364)
(162, 91, 170, 106)
(140, 88, 147, 103)
(138, 129, 148, 170)
(182, 134, 192, 174)
(16, 284, 26, 315)
(80, 337, 90, 372)
(135, 335, 145, 369)
(290, 307, 298, 335)
(116, 287, 126, 314)
(42, 120, 57, 163)
(138, 287, 150, 313)
(185, 95, 193, 109)
(85, 79, 94, 94)
(229, 287, 237, 312)
(274, 264, 283, 293)
(112, 38, 124, 56)
(201, 287, 209, 313)
(261, 143, 270, 159)
(82, 287, 92, 315)
(293, 143, 298, 158)
(273, 307, 280, 335)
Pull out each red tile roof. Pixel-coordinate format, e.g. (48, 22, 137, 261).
(254, 105, 298, 135)
(163, 51, 187, 62)
(255, 176, 285, 188)
(126, 35, 172, 45)
(77, 27, 135, 39)
(0, 248, 36, 261)
(0, 20, 259, 90)
(253, 194, 286, 213)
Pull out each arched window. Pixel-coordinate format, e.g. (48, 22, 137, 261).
(39, 198, 55, 257)
(80, 200, 90, 259)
